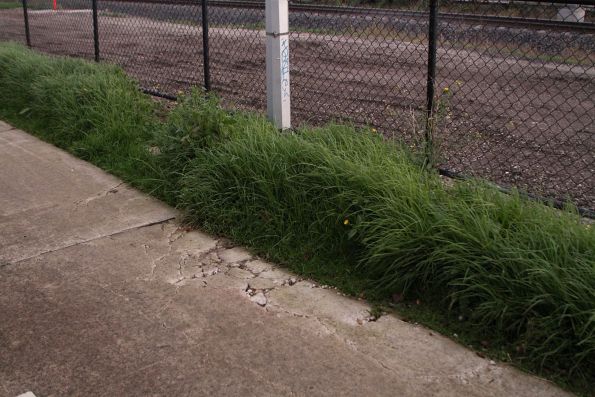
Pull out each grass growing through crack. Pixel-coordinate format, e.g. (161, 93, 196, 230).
(0, 43, 593, 394)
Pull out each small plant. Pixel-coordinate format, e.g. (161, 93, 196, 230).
(368, 305, 384, 321)
(422, 81, 459, 168)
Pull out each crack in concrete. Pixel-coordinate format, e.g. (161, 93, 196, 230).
(264, 300, 399, 373)
(150, 235, 303, 300)
(73, 182, 126, 207)
(413, 361, 500, 385)
(147, 254, 168, 278)
(187, 246, 224, 280)
(7, 217, 176, 266)
(265, 301, 347, 339)
(175, 252, 187, 284)
(0, 126, 16, 134)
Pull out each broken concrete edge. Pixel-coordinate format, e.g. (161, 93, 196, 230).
(161, 227, 404, 326)
(145, 224, 377, 324)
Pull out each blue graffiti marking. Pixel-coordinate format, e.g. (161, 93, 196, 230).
(280, 37, 290, 100)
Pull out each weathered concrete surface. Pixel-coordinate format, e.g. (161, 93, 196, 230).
(0, 120, 14, 133)
(0, 129, 175, 263)
(0, 124, 570, 396)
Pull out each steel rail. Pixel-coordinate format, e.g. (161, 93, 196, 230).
(103, 0, 595, 32)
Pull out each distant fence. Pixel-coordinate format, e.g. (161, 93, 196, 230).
(0, 0, 593, 215)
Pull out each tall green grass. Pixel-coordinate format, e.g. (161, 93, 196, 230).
(0, 2, 21, 10)
(0, 43, 593, 392)
(0, 43, 156, 186)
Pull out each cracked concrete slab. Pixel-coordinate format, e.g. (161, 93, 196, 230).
(0, 128, 175, 263)
(0, 124, 570, 396)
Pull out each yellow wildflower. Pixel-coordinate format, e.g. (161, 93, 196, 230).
(343, 219, 350, 226)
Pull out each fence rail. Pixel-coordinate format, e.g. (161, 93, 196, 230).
(1, 0, 594, 216)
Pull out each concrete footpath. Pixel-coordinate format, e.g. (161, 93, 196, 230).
(0, 121, 568, 396)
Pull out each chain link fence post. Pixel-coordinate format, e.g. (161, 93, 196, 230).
(21, 0, 31, 48)
(424, 0, 439, 168)
(201, 0, 211, 91)
(266, 0, 291, 130)
(92, 0, 100, 62)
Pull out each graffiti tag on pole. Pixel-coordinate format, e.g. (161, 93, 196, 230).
(280, 37, 290, 102)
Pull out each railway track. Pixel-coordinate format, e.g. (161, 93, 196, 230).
(107, 0, 595, 32)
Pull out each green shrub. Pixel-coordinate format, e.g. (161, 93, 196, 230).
(151, 91, 257, 203)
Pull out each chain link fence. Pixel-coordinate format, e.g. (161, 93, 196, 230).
(0, 0, 593, 215)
